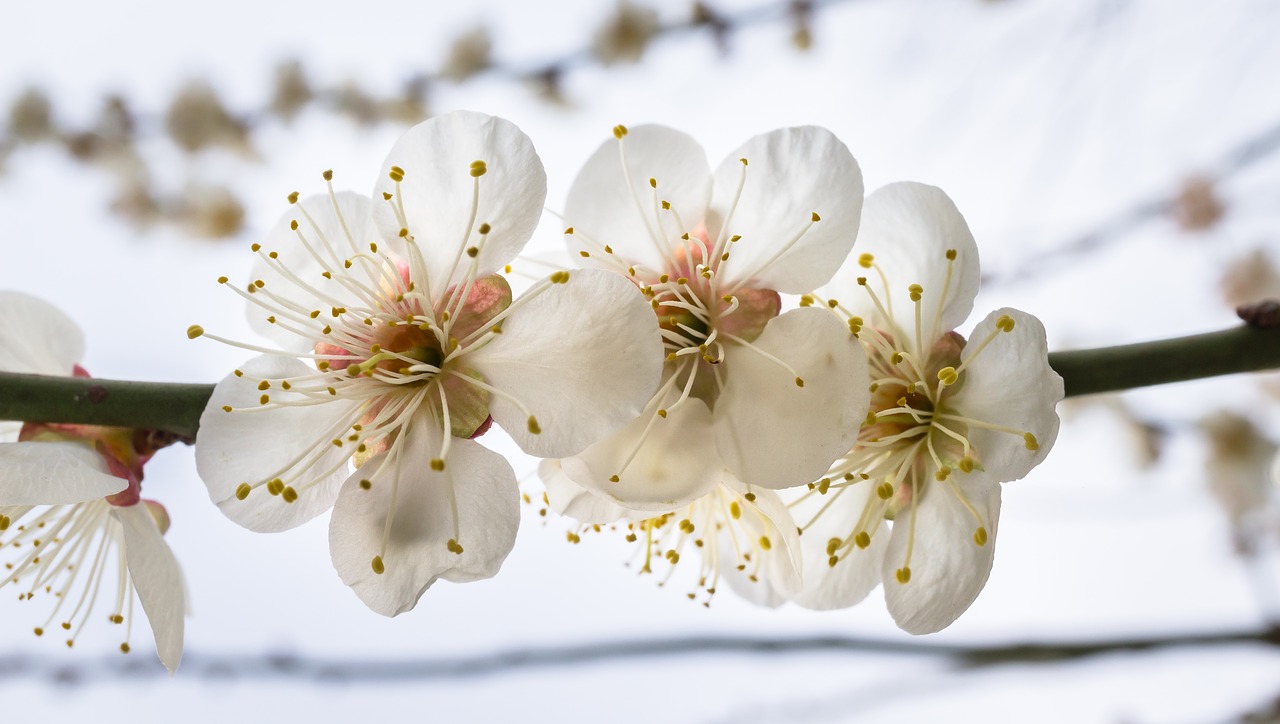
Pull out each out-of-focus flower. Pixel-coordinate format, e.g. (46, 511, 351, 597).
(1201, 411, 1278, 555)
(1221, 248, 1280, 310)
(379, 76, 431, 126)
(524, 67, 570, 107)
(789, 0, 813, 50)
(791, 182, 1063, 634)
(175, 184, 246, 239)
(550, 123, 869, 515)
(164, 81, 249, 154)
(0, 292, 185, 672)
(269, 60, 313, 123)
(592, 1, 661, 66)
(441, 27, 493, 82)
(333, 82, 381, 126)
(1173, 176, 1225, 232)
(192, 111, 662, 616)
(6, 87, 55, 143)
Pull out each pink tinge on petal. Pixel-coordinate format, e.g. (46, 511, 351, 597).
(142, 499, 171, 535)
(442, 274, 513, 341)
(71, 364, 92, 378)
(103, 453, 142, 507)
(717, 287, 780, 343)
(315, 342, 357, 371)
(468, 415, 494, 440)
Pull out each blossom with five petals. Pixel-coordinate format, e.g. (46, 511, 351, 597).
(788, 182, 1063, 633)
(193, 112, 663, 616)
(0, 292, 185, 671)
(549, 124, 871, 513)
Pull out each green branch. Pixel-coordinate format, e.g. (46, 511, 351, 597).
(1, 324, 1278, 437)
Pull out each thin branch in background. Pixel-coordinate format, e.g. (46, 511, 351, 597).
(989, 120, 1280, 286)
(1, 626, 1276, 685)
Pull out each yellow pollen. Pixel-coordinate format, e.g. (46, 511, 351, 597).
(290, 220, 299, 231)
(254, 279, 265, 288)
(120, 643, 130, 654)
(447, 539, 464, 554)
(259, 394, 269, 405)
(322, 169, 333, 181)
(876, 482, 894, 500)
(217, 276, 228, 284)
(33, 627, 43, 637)
(383, 192, 392, 200)
(281, 487, 298, 503)
(186, 325, 204, 339)
(267, 479, 284, 495)
(389, 165, 405, 182)
(221, 405, 232, 413)
(908, 283, 923, 302)
(478, 222, 491, 234)
(609, 475, 620, 483)
(527, 416, 542, 434)
(730, 235, 741, 242)
(934, 467, 951, 481)
(1024, 432, 1040, 451)
(564, 226, 574, 235)
(251, 243, 261, 252)
(800, 295, 814, 307)
(811, 212, 821, 222)
(235, 483, 251, 500)
(858, 253, 874, 268)
(739, 157, 748, 166)
(946, 249, 957, 260)
(665, 550, 680, 564)
(895, 567, 912, 584)
(997, 314, 1016, 333)
(288, 191, 299, 204)
(864, 410, 877, 427)
(359, 479, 372, 490)
(657, 409, 667, 418)
(371, 556, 385, 574)
(974, 527, 988, 546)
(729, 502, 742, 520)
(937, 366, 958, 385)
(959, 457, 975, 473)
(430, 459, 445, 471)
(758, 536, 772, 551)
(612, 124, 628, 139)
(795, 377, 805, 388)
(257, 380, 270, 391)
(469, 160, 486, 177)
(648, 177, 657, 188)
(854, 531, 871, 549)
(550, 270, 570, 284)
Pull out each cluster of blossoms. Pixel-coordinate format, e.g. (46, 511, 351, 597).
(2, 110, 1063, 669)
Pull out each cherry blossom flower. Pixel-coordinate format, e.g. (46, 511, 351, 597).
(541, 460, 802, 607)
(550, 124, 870, 513)
(192, 111, 662, 616)
(789, 182, 1063, 634)
(0, 291, 185, 671)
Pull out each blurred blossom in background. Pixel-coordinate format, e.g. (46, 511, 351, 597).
(3, 0, 1280, 721)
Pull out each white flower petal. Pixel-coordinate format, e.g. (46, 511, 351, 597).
(707, 126, 863, 294)
(329, 411, 519, 616)
(881, 477, 1000, 635)
(0, 421, 20, 443)
(824, 182, 980, 347)
(248, 192, 379, 353)
(0, 291, 84, 375)
(466, 268, 663, 458)
(372, 111, 547, 294)
(195, 355, 359, 532)
(787, 482, 888, 610)
(564, 125, 712, 272)
(0, 441, 125, 505)
(724, 479, 803, 601)
(115, 503, 185, 674)
(949, 308, 1063, 484)
(714, 308, 869, 489)
(540, 458, 631, 525)
(560, 392, 721, 512)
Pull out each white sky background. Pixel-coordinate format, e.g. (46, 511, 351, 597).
(2, 0, 1280, 721)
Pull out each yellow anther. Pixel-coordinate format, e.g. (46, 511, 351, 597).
(848, 317, 862, 334)
(359, 479, 372, 490)
(563, 226, 574, 235)
(811, 212, 821, 222)
(609, 474, 620, 483)
(186, 325, 204, 339)
(322, 169, 333, 181)
(825, 537, 842, 556)
(447, 539, 465, 554)
(120, 643, 131, 654)
(371, 556, 385, 574)
(657, 409, 668, 418)
(908, 283, 923, 302)
(0, 515, 9, 531)
(729, 501, 742, 520)
(235, 483, 251, 501)
(389, 165, 405, 182)
(382, 192, 393, 200)
(430, 458, 445, 471)
(730, 235, 741, 242)
(895, 567, 912, 584)
(281, 487, 299, 503)
(257, 380, 270, 391)
(288, 191, 299, 204)
(959, 456, 975, 473)
(896, 396, 908, 407)
(997, 314, 1016, 333)
(290, 220, 299, 231)
(648, 177, 657, 188)
(251, 243, 261, 252)
(478, 222, 491, 234)
(828, 555, 839, 568)
(758, 536, 772, 551)
(937, 366, 958, 386)
(612, 124, 628, 139)
(817, 477, 831, 495)
(864, 410, 878, 427)
(110, 614, 124, 624)
(33, 627, 43, 637)
(676, 277, 688, 285)
(549, 270, 570, 284)
(217, 275, 229, 284)
(799, 295, 814, 307)
(1023, 432, 1040, 451)
(527, 416, 541, 434)
(469, 160, 487, 177)
(946, 249, 957, 260)
(854, 531, 871, 549)
(470, 247, 482, 258)
(254, 279, 265, 288)
(934, 467, 951, 482)
(665, 550, 680, 564)
(267, 479, 284, 496)
(739, 157, 748, 166)
(661, 200, 670, 210)
(679, 519, 694, 534)
(876, 482, 894, 500)
(744, 492, 756, 502)
(890, 352, 903, 365)
(220, 405, 232, 413)
(858, 253, 874, 268)
(795, 377, 805, 388)
(259, 394, 269, 405)
(974, 527, 988, 546)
